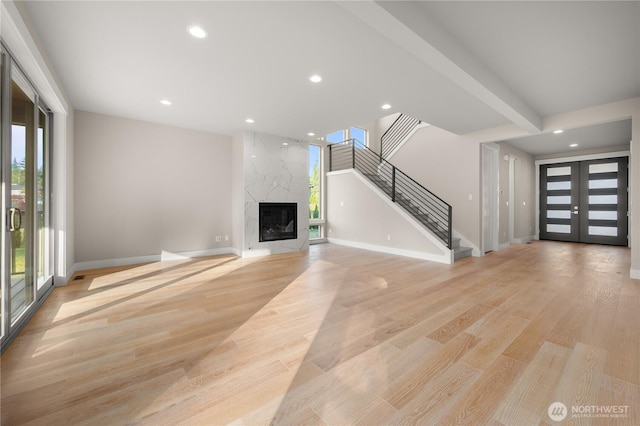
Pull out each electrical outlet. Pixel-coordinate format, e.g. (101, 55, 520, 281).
(224, 235, 229, 241)
(215, 236, 222, 242)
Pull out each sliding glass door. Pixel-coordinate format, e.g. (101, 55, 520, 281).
(1, 47, 53, 349)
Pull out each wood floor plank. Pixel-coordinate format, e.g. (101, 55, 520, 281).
(389, 361, 482, 425)
(501, 286, 574, 363)
(552, 342, 607, 425)
(426, 303, 494, 343)
(382, 332, 480, 410)
(493, 341, 572, 425)
(594, 375, 639, 426)
(1, 241, 637, 425)
(437, 355, 526, 425)
(460, 312, 530, 370)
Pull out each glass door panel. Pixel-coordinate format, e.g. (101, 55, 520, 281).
(10, 80, 35, 324)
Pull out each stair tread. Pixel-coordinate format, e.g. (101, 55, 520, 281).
(454, 246, 473, 261)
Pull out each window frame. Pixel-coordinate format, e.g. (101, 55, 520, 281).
(309, 142, 325, 242)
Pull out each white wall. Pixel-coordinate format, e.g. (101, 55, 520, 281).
(242, 131, 309, 256)
(497, 142, 535, 244)
(74, 111, 233, 264)
(631, 102, 640, 279)
(327, 170, 450, 262)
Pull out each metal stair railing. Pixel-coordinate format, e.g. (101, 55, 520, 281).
(328, 139, 452, 249)
(380, 113, 422, 160)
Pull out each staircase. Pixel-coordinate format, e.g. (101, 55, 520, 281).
(452, 237, 473, 261)
(380, 113, 422, 159)
(362, 172, 450, 245)
(328, 139, 473, 261)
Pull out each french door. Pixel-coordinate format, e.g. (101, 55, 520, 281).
(540, 157, 628, 246)
(1, 47, 54, 349)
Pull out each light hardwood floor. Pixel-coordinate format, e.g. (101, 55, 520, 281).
(1, 241, 639, 425)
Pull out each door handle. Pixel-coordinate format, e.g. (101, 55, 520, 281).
(8, 207, 22, 231)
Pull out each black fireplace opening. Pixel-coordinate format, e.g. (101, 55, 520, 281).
(259, 202, 297, 242)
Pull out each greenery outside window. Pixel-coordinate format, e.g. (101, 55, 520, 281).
(309, 144, 324, 241)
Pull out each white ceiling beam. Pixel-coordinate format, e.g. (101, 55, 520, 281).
(337, 1, 542, 134)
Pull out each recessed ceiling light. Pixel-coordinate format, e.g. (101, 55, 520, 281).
(307, 132, 315, 136)
(245, 118, 254, 124)
(309, 74, 322, 83)
(188, 25, 207, 39)
(553, 129, 564, 134)
(381, 103, 392, 110)
(160, 99, 172, 106)
(570, 143, 578, 147)
(282, 142, 289, 146)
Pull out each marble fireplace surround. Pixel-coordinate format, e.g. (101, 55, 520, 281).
(242, 131, 309, 257)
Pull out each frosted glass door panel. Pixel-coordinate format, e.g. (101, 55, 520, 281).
(547, 224, 571, 234)
(547, 210, 571, 219)
(589, 163, 618, 174)
(589, 179, 617, 189)
(547, 196, 571, 204)
(547, 166, 572, 176)
(588, 226, 618, 237)
(589, 195, 618, 204)
(547, 181, 571, 191)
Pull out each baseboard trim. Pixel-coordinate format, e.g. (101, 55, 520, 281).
(499, 243, 511, 251)
(512, 236, 534, 244)
(631, 268, 640, 280)
(69, 247, 237, 282)
(328, 238, 453, 264)
(241, 248, 272, 258)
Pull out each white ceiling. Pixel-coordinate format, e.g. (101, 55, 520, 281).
(505, 119, 632, 157)
(20, 1, 640, 154)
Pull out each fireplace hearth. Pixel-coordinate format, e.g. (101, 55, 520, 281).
(259, 202, 297, 242)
